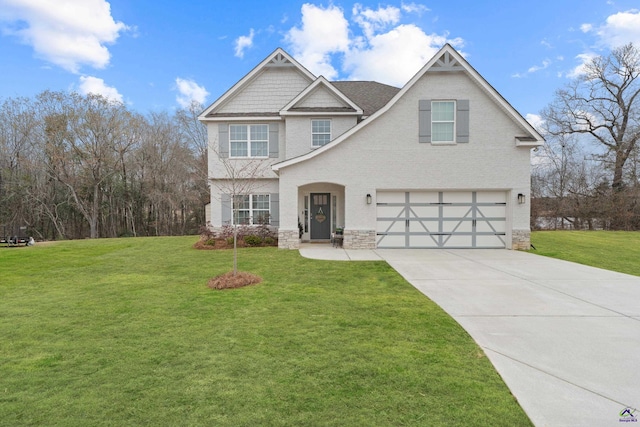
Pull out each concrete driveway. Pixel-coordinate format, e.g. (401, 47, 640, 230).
(299, 245, 640, 426)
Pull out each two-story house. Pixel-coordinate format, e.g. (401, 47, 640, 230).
(199, 44, 543, 250)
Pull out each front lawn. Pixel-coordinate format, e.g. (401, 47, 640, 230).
(530, 231, 640, 276)
(0, 237, 531, 426)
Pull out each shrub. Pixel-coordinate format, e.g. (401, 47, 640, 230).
(199, 225, 216, 240)
(244, 235, 263, 246)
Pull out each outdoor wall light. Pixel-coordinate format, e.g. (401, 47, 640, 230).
(366, 194, 372, 204)
(518, 193, 525, 204)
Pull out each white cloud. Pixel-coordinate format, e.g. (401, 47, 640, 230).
(566, 52, 597, 78)
(526, 113, 545, 133)
(234, 29, 255, 58)
(0, 0, 128, 73)
(527, 58, 551, 73)
(284, 3, 350, 79)
(345, 25, 459, 86)
(595, 9, 640, 48)
(284, 3, 462, 86)
(401, 3, 429, 15)
(512, 58, 552, 79)
(78, 75, 123, 103)
(175, 78, 209, 108)
(580, 23, 593, 33)
(353, 3, 400, 39)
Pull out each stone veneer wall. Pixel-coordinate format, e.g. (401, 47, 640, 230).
(278, 229, 300, 249)
(343, 229, 376, 249)
(512, 229, 531, 250)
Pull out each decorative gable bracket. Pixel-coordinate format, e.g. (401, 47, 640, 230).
(266, 53, 294, 68)
(427, 51, 464, 72)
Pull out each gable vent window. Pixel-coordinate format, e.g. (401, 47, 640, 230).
(312, 119, 331, 147)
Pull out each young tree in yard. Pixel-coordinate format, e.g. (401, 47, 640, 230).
(542, 43, 640, 192)
(210, 146, 270, 275)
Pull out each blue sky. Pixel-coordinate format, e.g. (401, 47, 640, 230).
(1, 0, 639, 126)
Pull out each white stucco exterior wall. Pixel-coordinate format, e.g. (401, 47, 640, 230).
(277, 71, 535, 248)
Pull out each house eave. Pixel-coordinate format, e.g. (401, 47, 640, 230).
(515, 136, 545, 147)
(279, 110, 362, 116)
(200, 114, 283, 122)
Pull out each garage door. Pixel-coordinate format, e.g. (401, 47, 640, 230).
(376, 191, 506, 248)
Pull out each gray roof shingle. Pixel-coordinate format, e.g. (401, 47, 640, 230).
(330, 81, 400, 117)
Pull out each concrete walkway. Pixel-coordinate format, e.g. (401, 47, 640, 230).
(299, 245, 640, 427)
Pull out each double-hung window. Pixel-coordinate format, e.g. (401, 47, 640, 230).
(311, 119, 331, 147)
(431, 101, 455, 143)
(232, 194, 270, 225)
(230, 124, 268, 157)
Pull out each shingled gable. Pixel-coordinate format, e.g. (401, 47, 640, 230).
(280, 76, 363, 116)
(272, 43, 544, 173)
(198, 48, 316, 120)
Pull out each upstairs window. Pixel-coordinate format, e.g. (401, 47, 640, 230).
(230, 124, 269, 157)
(431, 101, 455, 143)
(419, 99, 469, 144)
(312, 119, 331, 147)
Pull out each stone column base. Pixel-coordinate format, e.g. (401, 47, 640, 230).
(278, 229, 300, 249)
(512, 229, 531, 250)
(343, 229, 376, 249)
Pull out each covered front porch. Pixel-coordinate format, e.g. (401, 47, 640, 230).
(298, 182, 345, 243)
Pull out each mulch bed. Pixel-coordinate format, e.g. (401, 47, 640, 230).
(207, 271, 263, 290)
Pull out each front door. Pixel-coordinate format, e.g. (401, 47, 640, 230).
(310, 193, 331, 240)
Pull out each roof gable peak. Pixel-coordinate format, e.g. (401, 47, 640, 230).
(199, 48, 316, 119)
(280, 76, 363, 115)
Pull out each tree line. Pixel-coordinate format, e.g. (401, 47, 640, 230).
(532, 43, 640, 230)
(0, 91, 209, 240)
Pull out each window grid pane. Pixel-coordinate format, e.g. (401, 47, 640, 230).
(250, 125, 268, 140)
(230, 141, 248, 157)
(432, 123, 454, 142)
(251, 141, 268, 157)
(312, 134, 331, 146)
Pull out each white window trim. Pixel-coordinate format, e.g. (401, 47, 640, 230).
(232, 194, 271, 225)
(311, 119, 332, 148)
(431, 100, 456, 145)
(229, 124, 269, 159)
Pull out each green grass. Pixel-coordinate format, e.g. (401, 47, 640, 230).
(0, 237, 531, 426)
(530, 231, 640, 276)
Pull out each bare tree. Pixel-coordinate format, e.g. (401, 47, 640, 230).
(542, 43, 640, 191)
(0, 91, 214, 240)
(210, 145, 270, 274)
(37, 91, 137, 238)
(174, 102, 210, 227)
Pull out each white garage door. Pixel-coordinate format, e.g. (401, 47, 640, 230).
(376, 191, 506, 248)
